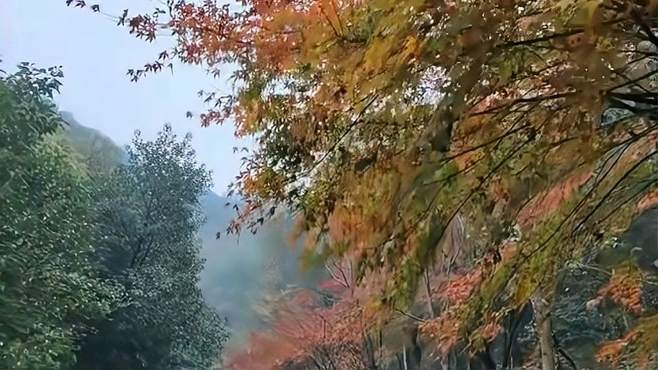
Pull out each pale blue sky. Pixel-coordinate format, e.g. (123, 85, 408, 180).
(0, 0, 247, 193)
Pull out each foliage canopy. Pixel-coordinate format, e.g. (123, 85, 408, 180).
(0, 63, 122, 369)
(70, 0, 658, 367)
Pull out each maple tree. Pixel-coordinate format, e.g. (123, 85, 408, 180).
(224, 266, 383, 370)
(69, 0, 658, 368)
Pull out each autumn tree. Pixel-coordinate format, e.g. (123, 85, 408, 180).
(225, 257, 391, 370)
(71, 0, 658, 368)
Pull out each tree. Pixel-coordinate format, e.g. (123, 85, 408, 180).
(0, 63, 121, 369)
(225, 258, 389, 370)
(73, 125, 229, 370)
(71, 0, 658, 368)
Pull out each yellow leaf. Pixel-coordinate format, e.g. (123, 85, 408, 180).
(400, 35, 419, 64)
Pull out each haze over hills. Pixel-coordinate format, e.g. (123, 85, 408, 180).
(59, 112, 312, 348)
(196, 191, 312, 348)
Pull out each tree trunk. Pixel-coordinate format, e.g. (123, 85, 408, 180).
(424, 270, 435, 318)
(532, 291, 556, 370)
(440, 357, 449, 370)
(503, 303, 533, 368)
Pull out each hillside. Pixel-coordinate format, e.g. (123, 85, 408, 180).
(60, 111, 125, 172)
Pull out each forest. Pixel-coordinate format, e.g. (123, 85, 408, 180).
(2, 0, 658, 369)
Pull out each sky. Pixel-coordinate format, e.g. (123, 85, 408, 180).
(0, 0, 247, 194)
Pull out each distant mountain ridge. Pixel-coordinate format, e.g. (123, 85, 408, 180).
(59, 111, 125, 171)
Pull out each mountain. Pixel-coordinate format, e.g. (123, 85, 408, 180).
(60, 111, 125, 172)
